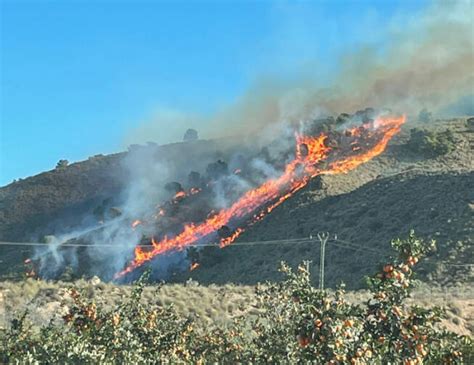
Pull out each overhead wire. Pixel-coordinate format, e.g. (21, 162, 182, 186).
(2, 236, 471, 268)
(0, 236, 314, 249)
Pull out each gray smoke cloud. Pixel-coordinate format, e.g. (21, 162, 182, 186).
(126, 0, 472, 145)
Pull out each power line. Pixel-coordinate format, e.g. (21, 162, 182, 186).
(2, 237, 472, 269)
(329, 240, 386, 256)
(0, 237, 314, 249)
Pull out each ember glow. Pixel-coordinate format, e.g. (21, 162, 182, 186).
(190, 187, 201, 195)
(174, 191, 187, 200)
(116, 115, 405, 278)
(190, 262, 200, 271)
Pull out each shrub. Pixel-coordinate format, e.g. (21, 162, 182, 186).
(206, 160, 228, 180)
(239, 231, 471, 364)
(1, 272, 197, 364)
(183, 128, 198, 141)
(466, 117, 474, 132)
(336, 113, 351, 125)
(1, 232, 471, 364)
(418, 108, 433, 123)
(56, 159, 69, 169)
(407, 128, 456, 157)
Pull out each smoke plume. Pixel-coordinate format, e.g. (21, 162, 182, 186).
(127, 0, 472, 144)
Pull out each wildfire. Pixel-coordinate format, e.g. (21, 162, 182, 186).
(174, 191, 187, 200)
(220, 227, 245, 248)
(190, 187, 201, 195)
(116, 115, 405, 278)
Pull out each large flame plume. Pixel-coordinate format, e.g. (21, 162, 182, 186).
(116, 115, 405, 278)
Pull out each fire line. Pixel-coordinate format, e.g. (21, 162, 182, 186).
(115, 115, 406, 278)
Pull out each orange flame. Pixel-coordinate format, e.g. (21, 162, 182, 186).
(174, 191, 187, 199)
(190, 262, 200, 271)
(190, 187, 201, 195)
(116, 115, 405, 278)
(220, 227, 245, 248)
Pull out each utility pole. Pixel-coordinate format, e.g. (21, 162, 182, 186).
(317, 232, 329, 291)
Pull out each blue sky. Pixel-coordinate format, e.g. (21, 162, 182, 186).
(0, 0, 428, 186)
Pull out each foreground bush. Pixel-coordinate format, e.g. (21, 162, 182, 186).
(1, 232, 472, 364)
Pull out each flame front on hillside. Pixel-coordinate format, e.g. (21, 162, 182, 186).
(116, 115, 406, 278)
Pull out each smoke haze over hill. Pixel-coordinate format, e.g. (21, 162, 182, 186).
(126, 0, 473, 145)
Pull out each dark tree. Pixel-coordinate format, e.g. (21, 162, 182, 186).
(206, 160, 228, 180)
(164, 182, 184, 194)
(56, 159, 69, 168)
(336, 113, 351, 125)
(418, 108, 432, 123)
(183, 128, 198, 141)
(188, 171, 202, 187)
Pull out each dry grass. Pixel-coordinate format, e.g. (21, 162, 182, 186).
(1, 279, 472, 337)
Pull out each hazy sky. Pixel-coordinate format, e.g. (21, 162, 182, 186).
(0, 0, 428, 186)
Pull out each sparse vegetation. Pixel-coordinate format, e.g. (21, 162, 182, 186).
(466, 117, 474, 132)
(418, 108, 433, 123)
(2, 232, 472, 364)
(407, 128, 456, 157)
(183, 128, 199, 141)
(56, 159, 69, 168)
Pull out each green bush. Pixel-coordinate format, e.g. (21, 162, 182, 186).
(418, 109, 433, 123)
(407, 128, 456, 157)
(55, 159, 69, 169)
(1, 232, 472, 364)
(466, 117, 474, 132)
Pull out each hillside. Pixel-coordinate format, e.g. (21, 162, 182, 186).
(0, 138, 244, 242)
(1, 117, 473, 360)
(0, 137, 248, 279)
(0, 117, 472, 286)
(174, 118, 473, 288)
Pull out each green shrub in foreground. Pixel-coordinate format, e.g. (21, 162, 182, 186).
(1, 231, 472, 364)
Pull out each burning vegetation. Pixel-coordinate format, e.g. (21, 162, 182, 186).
(115, 112, 406, 278)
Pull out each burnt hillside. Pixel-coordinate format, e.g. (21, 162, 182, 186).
(173, 118, 473, 288)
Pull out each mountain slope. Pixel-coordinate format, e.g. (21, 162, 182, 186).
(173, 118, 473, 288)
(0, 118, 472, 286)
